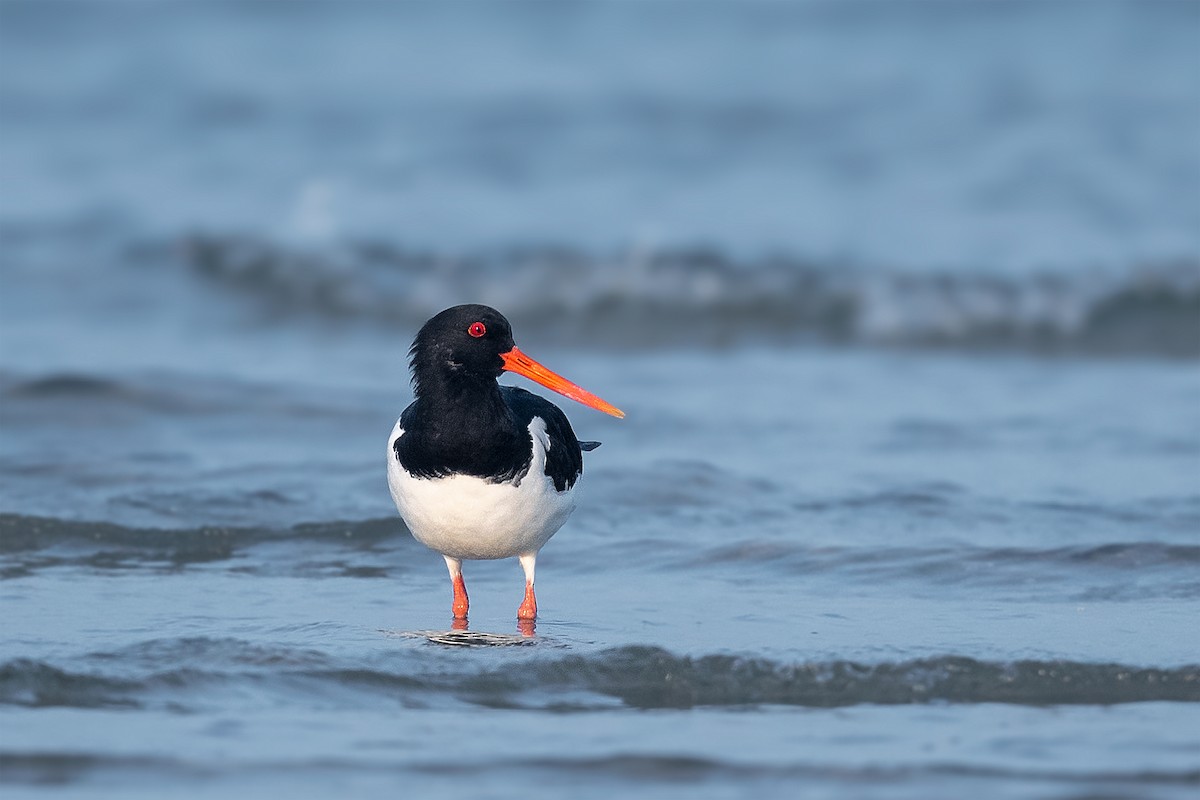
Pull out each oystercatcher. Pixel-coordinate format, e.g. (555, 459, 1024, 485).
(387, 304, 623, 624)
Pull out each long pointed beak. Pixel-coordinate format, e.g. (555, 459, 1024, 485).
(500, 347, 625, 419)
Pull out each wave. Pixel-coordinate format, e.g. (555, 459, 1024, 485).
(0, 371, 221, 410)
(3, 643, 1198, 711)
(178, 235, 1200, 356)
(2, 752, 1196, 792)
(4, 514, 1198, 592)
(682, 541, 1200, 573)
(499, 647, 1200, 709)
(1, 751, 1196, 788)
(0, 513, 406, 564)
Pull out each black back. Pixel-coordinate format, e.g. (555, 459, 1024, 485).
(395, 385, 594, 492)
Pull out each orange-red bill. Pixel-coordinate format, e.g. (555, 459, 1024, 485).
(500, 347, 625, 419)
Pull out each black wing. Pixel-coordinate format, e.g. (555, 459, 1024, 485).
(501, 385, 594, 492)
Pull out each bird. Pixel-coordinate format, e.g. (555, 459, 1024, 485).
(387, 304, 623, 626)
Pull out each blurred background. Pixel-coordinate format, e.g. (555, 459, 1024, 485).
(2, 0, 1197, 365)
(2, 1, 1199, 798)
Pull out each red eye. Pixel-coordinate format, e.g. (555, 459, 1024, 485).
(468, 322, 487, 338)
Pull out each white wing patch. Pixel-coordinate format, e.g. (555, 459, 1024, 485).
(532, 416, 551, 454)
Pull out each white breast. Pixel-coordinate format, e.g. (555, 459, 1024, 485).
(386, 417, 577, 560)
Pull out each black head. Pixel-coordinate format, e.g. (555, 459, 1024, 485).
(408, 304, 625, 418)
(409, 304, 516, 393)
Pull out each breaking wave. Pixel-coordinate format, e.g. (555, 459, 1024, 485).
(3, 642, 1197, 711)
(179, 235, 1200, 355)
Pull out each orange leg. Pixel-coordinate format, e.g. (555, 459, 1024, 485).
(452, 573, 469, 619)
(517, 553, 537, 621)
(445, 556, 468, 620)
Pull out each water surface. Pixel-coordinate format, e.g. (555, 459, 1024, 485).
(2, 1, 1198, 798)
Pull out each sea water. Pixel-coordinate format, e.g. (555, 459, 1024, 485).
(2, 2, 1198, 798)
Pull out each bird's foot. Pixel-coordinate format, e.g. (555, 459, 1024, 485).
(517, 582, 537, 621)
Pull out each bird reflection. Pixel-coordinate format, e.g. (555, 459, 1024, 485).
(445, 616, 537, 639)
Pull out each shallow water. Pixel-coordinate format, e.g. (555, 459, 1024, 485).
(4, 349, 1199, 798)
(2, 1, 1200, 798)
